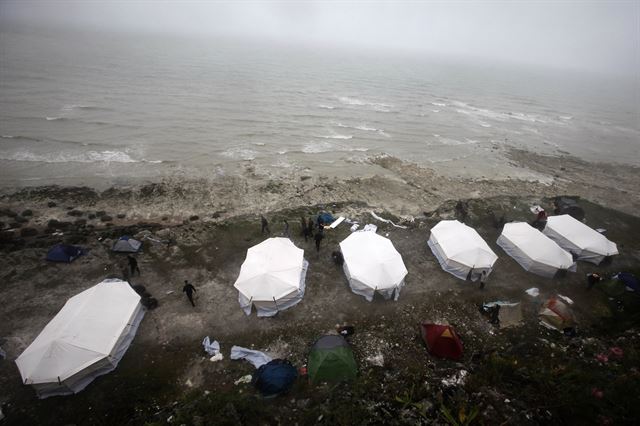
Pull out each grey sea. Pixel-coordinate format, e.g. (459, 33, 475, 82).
(1, 27, 638, 188)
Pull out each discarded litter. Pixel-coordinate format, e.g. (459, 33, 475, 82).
(366, 353, 384, 367)
(329, 217, 345, 228)
(370, 211, 407, 229)
(525, 287, 540, 297)
(363, 224, 377, 233)
(557, 294, 574, 305)
(165, 290, 174, 295)
(230, 346, 272, 369)
(234, 374, 253, 385)
(209, 353, 224, 362)
(202, 336, 220, 356)
(441, 370, 468, 387)
(350, 223, 359, 232)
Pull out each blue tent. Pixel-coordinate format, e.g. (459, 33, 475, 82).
(614, 272, 639, 293)
(46, 244, 85, 263)
(252, 359, 297, 397)
(317, 212, 335, 226)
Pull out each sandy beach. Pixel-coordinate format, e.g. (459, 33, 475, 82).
(1, 150, 639, 425)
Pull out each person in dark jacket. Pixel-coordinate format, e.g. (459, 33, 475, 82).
(261, 215, 270, 235)
(128, 255, 140, 276)
(314, 229, 324, 252)
(332, 250, 344, 266)
(300, 216, 309, 241)
(307, 217, 315, 239)
(183, 280, 197, 307)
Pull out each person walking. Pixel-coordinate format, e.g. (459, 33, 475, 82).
(300, 216, 309, 241)
(127, 255, 140, 276)
(283, 220, 290, 238)
(261, 215, 270, 235)
(479, 270, 488, 290)
(183, 280, 197, 307)
(314, 229, 324, 252)
(307, 217, 315, 239)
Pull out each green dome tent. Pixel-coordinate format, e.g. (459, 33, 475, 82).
(308, 335, 357, 384)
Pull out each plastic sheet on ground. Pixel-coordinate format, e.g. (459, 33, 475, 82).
(234, 374, 253, 385)
(329, 217, 345, 228)
(350, 223, 359, 232)
(370, 211, 407, 229)
(202, 336, 220, 356)
(363, 224, 377, 233)
(230, 346, 272, 369)
(557, 294, 574, 305)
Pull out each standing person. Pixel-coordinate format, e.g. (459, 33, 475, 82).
(128, 255, 140, 276)
(531, 207, 547, 230)
(300, 216, 309, 241)
(479, 270, 488, 290)
(587, 272, 602, 290)
(314, 228, 324, 253)
(261, 215, 270, 235)
(307, 217, 315, 239)
(183, 280, 197, 307)
(283, 220, 290, 238)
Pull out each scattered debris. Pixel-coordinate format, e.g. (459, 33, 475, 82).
(234, 375, 253, 385)
(441, 370, 468, 387)
(202, 337, 220, 356)
(370, 211, 407, 229)
(230, 346, 272, 368)
(366, 353, 384, 367)
(525, 287, 540, 297)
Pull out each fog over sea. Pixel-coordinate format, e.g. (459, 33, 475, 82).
(1, 27, 638, 188)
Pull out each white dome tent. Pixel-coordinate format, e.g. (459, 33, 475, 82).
(427, 220, 498, 281)
(543, 214, 618, 264)
(234, 237, 308, 317)
(497, 222, 576, 278)
(15, 279, 145, 398)
(339, 231, 408, 302)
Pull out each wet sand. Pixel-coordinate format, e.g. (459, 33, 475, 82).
(1, 150, 639, 425)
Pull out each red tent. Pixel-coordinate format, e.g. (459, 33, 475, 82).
(420, 323, 463, 360)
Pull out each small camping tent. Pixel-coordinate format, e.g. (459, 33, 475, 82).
(420, 323, 463, 361)
(497, 222, 575, 278)
(111, 236, 142, 253)
(253, 359, 298, 397)
(15, 279, 144, 398)
(308, 335, 357, 384)
(46, 244, 85, 263)
(613, 272, 639, 293)
(234, 237, 308, 317)
(543, 214, 618, 264)
(427, 220, 498, 281)
(539, 296, 575, 331)
(482, 301, 523, 328)
(339, 231, 408, 301)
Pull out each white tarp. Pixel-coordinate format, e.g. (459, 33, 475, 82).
(230, 346, 272, 368)
(234, 237, 308, 317)
(427, 220, 498, 281)
(497, 222, 575, 278)
(543, 214, 618, 264)
(15, 279, 144, 398)
(339, 231, 408, 301)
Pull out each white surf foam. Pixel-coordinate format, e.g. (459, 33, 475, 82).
(431, 102, 447, 107)
(220, 147, 257, 161)
(45, 116, 66, 121)
(318, 104, 335, 109)
(337, 96, 392, 112)
(317, 134, 353, 140)
(0, 150, 151, 163)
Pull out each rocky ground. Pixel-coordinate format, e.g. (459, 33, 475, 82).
(1, 151, 640, 425)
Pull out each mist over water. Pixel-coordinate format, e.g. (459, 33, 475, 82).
(1, 27, 638, 187)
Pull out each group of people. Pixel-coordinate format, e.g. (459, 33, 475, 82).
(261, 214, 327, 253)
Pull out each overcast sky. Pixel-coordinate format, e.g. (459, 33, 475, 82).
(1, 1, 638, 74)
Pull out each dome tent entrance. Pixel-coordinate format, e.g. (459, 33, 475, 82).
(339, 231, 408, 302)
(427, 220, 498, 281)
(308, 335, 357, 384)
(46, 243, 85, 263)
(15, 279, 145, 398)
(543, 214, 618, 265)
(420, 323, 463, 360)
(234, 237, 308, 317)
(497, 222, 575, 278)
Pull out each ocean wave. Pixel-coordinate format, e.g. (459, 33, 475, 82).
(431, 102, 447, 107)
(0, 150, 160, 164)
(336, 122, 382, 133)
(453, 100, 546, 124)
(1, 134, 43, 142)
(220, 147, 257, 161)
(559, 115, 573, 120)
(45, 116, 66, 121)
(318, 104, 336, 109)
(425, 136, 479, 146)
(337, 96, 392, 112)
(61, 104, 107, 112)
(317, 134, 353, 140)
(302, 141, 368, 154)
